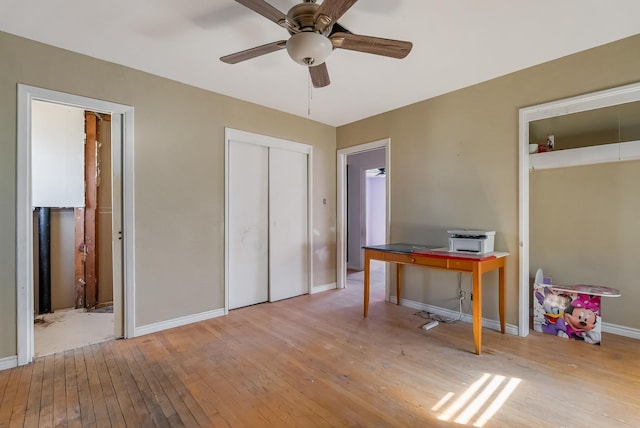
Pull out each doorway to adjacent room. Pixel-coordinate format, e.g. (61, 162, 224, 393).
(336, 139, 390, 297)
(16, 85, 134, 365)
(30, 102, 115, 357)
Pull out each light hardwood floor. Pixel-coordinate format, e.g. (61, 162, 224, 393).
(1, 271, 639, 427)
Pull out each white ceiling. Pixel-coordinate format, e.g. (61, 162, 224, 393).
(2, 0, 640, 126)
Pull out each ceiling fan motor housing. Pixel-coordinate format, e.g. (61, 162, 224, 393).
(285, 2, 333, 66)
(287, 2, 323, 34)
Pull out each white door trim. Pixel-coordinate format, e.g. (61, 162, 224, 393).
(17, 84, 135, 365)
(224, 127, 313, 313)
(336, 139, 391, 292)
(518, 81, 640, 338)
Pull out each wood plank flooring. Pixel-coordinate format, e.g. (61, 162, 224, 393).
(2, 273, 640, 427)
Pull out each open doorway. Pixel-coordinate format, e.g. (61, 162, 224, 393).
(336, 139, 390, 298)
(31, 102, 115, 356)
(364, 168, 387, 249)
(346, 153, 386, 270)
(17, 84, 134, 366)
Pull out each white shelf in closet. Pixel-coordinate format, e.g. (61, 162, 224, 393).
(529, 139, 640, 170)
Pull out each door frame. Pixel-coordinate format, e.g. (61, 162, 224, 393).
(336, 139, 391, 292)
(16, 84, 135, 365)
(224, 127, 313, 313)
(518, 81, 640, 338)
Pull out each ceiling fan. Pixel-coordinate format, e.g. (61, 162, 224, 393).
(220, 0, 413, 88)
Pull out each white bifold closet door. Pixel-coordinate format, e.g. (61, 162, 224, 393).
(269, 147, 308, 302)
(228, 141, 269, 310)
(227, 137, 309, 310)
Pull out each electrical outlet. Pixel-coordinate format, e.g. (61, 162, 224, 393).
(458, 290, 474, 302)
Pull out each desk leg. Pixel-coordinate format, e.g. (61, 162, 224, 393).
(396, 263, 403, 306)
(472, 264, 482, 355)
(364, 251, 371, 317)
(499, 264, 506, 334)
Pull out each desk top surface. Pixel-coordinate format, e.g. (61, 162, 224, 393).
(362, 243, 435, 254)
(363, 243, 509, 261)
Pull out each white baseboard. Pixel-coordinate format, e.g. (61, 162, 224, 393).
(399, 300, 640, 340)
(0, 355, 18, 371)
(311, 282, 337, 294)
(134, 308, 225, 337)
(398, 297, 520, 336)
(602, 322, 640, 339)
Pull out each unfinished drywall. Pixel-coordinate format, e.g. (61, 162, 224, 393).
(32, 208, 76, 311)
(31, 101, 85, 208)
(97, 116, 113, 306)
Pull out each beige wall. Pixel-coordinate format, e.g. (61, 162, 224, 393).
(0, 31, 336, 359)
(337, 34, 640, 327)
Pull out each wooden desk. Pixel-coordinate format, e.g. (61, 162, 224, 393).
(363, 244, 508, 355)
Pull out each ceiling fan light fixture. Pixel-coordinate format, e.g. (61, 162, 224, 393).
(286, 31, 333, 66)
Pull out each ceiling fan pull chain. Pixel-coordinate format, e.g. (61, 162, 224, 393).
(308, 72, 312, 116)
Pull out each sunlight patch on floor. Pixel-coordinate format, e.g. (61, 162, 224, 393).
(433, 373, 522, 427)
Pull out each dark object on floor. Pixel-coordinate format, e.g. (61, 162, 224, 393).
(90, 305, 113, 313)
